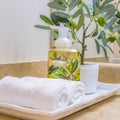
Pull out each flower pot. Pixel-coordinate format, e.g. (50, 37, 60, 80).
(80, 63, 99, 94)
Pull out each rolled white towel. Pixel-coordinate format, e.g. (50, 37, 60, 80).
(21, 77, 85, 103)
(0, 76, 85, 112)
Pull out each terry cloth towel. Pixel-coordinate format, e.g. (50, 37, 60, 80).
(0, 76, 85, 112)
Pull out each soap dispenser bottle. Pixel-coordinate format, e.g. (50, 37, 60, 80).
(48, 26, 80, 81)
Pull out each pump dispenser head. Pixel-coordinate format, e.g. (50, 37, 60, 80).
(50, 26, 72, 48)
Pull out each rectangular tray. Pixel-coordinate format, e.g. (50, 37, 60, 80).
(0, 82, 120, 120)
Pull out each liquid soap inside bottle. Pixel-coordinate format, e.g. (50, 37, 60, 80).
(48, 26, 80, 81)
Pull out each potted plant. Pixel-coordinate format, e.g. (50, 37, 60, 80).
(34, 0, 120, 94)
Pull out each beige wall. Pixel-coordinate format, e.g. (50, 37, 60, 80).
(0, 0, 50, 64)
(113, 42, 120, 57)
(113, 0, 120, 58)
(0, 0, 111, 64)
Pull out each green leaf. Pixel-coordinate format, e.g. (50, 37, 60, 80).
(104, 11, 115, 21)
(92, 22, 98, 37)
(56, 67, 68, 76)
(50, 13, 60, 26)
(69, 0, 81, 10)
(40, 15, 54, 25)
(100, 4, 115, 13)
(48, 74, 58, 79)
(113, 25, 120, 33)
(92, 29, 98, 37)
(71, 59, 79, 73)
(77, 13, 84, 31)
(54, 0, 63, 4)
(53, 11, 70, 19)
(48, 66, 58, 74)
(50, 12, 69, 25)
(116, 38, 120, 46)
(82, 2, 90, 17)
(72, 8, 83, 19)
(94, 40, 100, 54)
(100, 31, 107, 46)
(100, 45, 108, 59)
(107, 45, 114, 54)
(55, 73, 67, 79)
(93, 7, 99, 16)
(47, 1, 66, 11)
(93, 0, 99, 9)
(34, 25, 51, 30)
(105, 17, 117, 29)
(74, 68, 80, 80)
(51, 30, 58, 40)
(116, 11, 120, 18)
(102, 0, 113, 6)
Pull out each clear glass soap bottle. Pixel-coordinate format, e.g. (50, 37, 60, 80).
(48, 26, 80, 81)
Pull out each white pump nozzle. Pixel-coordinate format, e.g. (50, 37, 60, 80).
(50, 26, 72, 48)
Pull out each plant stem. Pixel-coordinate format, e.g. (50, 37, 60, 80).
(81, 23, 86, 65)
(81, 18, 94, 64)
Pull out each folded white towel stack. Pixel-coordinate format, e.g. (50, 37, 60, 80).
(0, 76, 85, 112)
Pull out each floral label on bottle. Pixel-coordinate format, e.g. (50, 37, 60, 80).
(48, 49, 80, 81)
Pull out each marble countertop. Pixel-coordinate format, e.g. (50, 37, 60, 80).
(62, 95, 120, 120)
(0, 60, 120, 120)
(0, 95, 120, 120)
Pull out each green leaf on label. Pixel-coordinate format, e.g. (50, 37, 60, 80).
(74, 68, 80, 80)
(55, 74, 66, 79)
(48, 74, 58, 79)
(48, 66, 58, 74)
(71, 59, 79, 73)
(56, 67, 68, 76)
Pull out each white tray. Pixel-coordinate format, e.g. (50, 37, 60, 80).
(0, 82, 120, 120)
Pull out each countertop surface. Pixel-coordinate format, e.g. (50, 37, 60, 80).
(0, 61, 120, 120)
(0, 95, 120, 120)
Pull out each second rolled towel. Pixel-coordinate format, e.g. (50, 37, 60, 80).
(0, 76, 85, 112)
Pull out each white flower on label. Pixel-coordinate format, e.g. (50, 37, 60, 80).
(52, 60, 66, 67)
